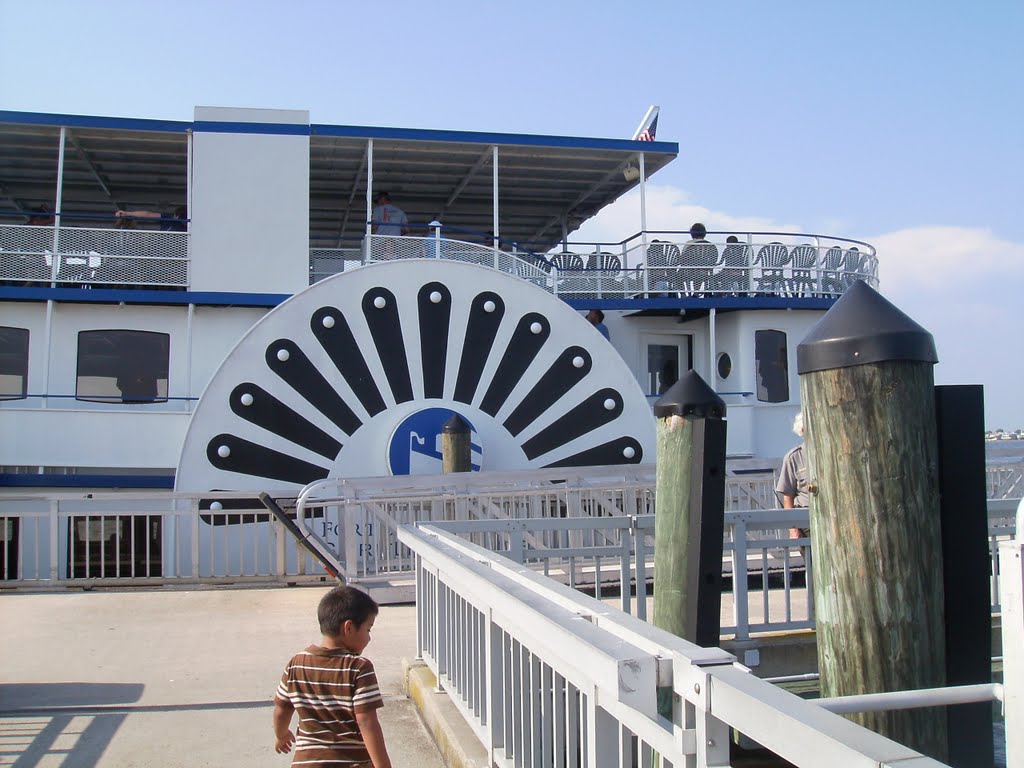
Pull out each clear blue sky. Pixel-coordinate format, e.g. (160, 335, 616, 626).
(2, 0, 1022, 428)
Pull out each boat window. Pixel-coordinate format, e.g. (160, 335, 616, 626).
(754, 330, 789, 403)
(76, 330, 170, 404)
(0, 327, 29, 400)
(717, 352, 732, 381)
(647, 342, 689, 396)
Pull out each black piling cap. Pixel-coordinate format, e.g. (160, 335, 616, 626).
(442, 413, 471, 435)
(653, 369, 726, 420)
(797, 280, 938, 374)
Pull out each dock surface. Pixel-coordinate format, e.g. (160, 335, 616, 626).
(0, 586, 446, 768)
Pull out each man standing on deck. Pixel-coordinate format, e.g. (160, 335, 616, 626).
(777, 412, 809, 542)
(371, 192, 410, 236)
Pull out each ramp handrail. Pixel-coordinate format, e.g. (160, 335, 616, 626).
(401, 520, 1017, 767)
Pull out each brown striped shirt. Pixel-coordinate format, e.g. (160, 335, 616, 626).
(275, 645, 383, 767)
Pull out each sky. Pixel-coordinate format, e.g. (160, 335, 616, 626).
(1, 0, 1022, 428)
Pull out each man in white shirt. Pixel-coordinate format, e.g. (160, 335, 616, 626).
(371, 192, 410, 236)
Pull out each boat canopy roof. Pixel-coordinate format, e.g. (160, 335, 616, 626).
(0, 109, 678, 249)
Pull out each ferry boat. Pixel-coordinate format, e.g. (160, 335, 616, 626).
(0, 105, 883, 582)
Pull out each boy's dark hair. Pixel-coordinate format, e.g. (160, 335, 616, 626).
(318, 586, 378, 636)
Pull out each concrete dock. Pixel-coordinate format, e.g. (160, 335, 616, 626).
(0, 586, 446, 767)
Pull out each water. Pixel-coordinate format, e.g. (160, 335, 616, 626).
(986, 439, 1024, 464)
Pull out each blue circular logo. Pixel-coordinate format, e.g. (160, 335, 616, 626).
(387, 408, 480, 475)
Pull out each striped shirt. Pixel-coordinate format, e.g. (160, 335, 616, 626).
(276, 645, 383, 767)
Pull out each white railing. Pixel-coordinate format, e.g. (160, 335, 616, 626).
(2, 468, 1018, 641)
(355, 230, 880, 300)
(0, 223, 189, 287)
(309, 247, 362, 284)
(0, 490, 332, 587)
(400, 520, 1021, 768)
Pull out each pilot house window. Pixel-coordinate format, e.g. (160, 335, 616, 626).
(754, 329, 789, 403)
(76, 330, 170, 404)
(0, 327, 29, 400)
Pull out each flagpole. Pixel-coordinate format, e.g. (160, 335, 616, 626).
(640, 152, 648, 269)
(632, 106, 658, 141)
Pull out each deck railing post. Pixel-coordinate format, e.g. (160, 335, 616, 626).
(998, 538, 1023, 766)
(731, 517, 750, 640)
(797, 280, 947, 760)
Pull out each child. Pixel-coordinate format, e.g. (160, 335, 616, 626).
(273, 586, 392, 768)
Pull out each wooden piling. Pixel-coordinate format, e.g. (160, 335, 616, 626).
(441, 413, 472, 474)
(653, 370, 727, 645)
(797, 281, 947, 760)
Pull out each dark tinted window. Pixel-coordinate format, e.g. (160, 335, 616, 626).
(77, 330, 169, 404)
(0, 327, 29, 400)
(717, 352, 732, 381)
(755, 330, 789, 403)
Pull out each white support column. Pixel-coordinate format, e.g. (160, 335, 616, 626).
(492, 145, 499, 247)
(709, 308, 717, 386)
(639, 152, 647, 235)
(999, 538, 1023, 765)
(48, 500, 59, 580)
(366, 139, 374, 236)
(51, 127, 67, 283)
(186, 129, 193, 232)
(185, 303, 194, 402)
(40, 299, 54, 408)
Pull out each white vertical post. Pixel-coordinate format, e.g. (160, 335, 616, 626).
(186, 129, 193, 233)
(428, 220, 442, 259)
(185, 303, 194, 404)
(49, 500, 59, 580)
(51, 126, 66, 284)
(587, 703, 618, 767)
(813, 235, 822, 296)
(192, 497, 202, 578)
(732, 518, 749, 640)
(365, 138, 374, 236)
(1000, 539, 1023, 765)
(709, 308, 717, 386)
(638, 152, 647, 232)
(492, 145, 499, 248)
(40, 299, 54, 408)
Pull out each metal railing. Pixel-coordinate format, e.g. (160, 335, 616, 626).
(0, 223, 188, 287)
(400, 520, 1021, 767)
(309, 247, 362, 284)
(4, 466, 1016, 646)
(356, 229, 879, 299)
(1, 222, 879, 298)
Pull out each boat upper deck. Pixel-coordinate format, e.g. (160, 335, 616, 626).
(0, 106, 876, 308)
(0, 222, 876, 310)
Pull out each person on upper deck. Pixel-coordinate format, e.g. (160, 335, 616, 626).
(115, 206, 188, 232)
(686, 222, 708, 244)
(371, 192, 410, 236)
(26, 204, 55, 225)
(586, 309, 610, 340)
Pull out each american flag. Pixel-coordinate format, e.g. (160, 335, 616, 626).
(637, 112, 658, 142)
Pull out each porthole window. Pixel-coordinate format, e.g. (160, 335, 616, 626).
(0, 327, 29, 401)
(717, 352, 732, 381)
(754, 329, 789, 403)
(77, 330, 169, 404)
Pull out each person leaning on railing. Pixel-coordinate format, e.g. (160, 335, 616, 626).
(114, 206, 187, 232)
